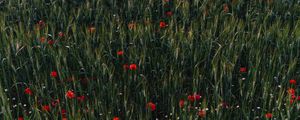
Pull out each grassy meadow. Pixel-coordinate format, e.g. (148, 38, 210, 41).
(1, 0, 300, 119)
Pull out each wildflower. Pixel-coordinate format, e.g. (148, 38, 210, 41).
(66, 90, 75, 99)
(117, 50, 124, 56)
(113, 117, 120, 120)
(221, 101, 229, 109)
(223, 4, 229, 13)
(18, 116, 24, 120)
(37, 20, 45, 29)
(239, 67, 247, 73)
(179, 99, 185, 108)
(297, 96, 300, 101)
(166, 11, 173, 17)
(88, 26, 96, 33)
(288, 88, 295, 95)
(50, 71, 58, 78)
(48, 40, 55, 45)
(123, 64, 129, 70)
(128, 22, 137, 30)
(51, 99, 60, 107)
(159, 21, 167, 28)
(129, 64, 137, 71)
(198, 109, 206, 118)
(147, 102, 156, 111)
(40, 37, 46, 43)
(42, 105, 50, 112)
(289, 79, 296, 85)
(77, 95, 85, 102)
(290, 99, 294, 104)
(187, 94, 201, 102)
(24, 87, 33, 96)
(58, 32, 64, 37)
(61, 109, 67, 118)
(265, 112, 272, 119)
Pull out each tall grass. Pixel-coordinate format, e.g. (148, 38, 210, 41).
(0, 0, 300, 119)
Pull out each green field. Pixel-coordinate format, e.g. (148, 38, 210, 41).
(1, 0, 300, 120)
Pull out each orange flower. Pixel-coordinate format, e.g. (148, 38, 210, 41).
(66, 90, 75, 99)
(198, 109, 206, 118)
(265, 113, 272, 119)
(128, 22, 137, 30)
(288, 88, 295, 95)
(147, 102, 156, 111)
(40, 37, 46, 43)
(88, 27, 96, 33)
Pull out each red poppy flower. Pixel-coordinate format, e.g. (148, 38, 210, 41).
(179, 99, 185, 108)
(18, 116, 24, 120)
(188, 94, 201, 102)
(221, 101, 229, 108)
(77, 95, 85, 102)
(166, 11, 173, 17)
(289, 79, 296, 85)
(113, 117, 120, 120)
(291, 94, 296, 99)
(188, 95, 195, 102)
(62, 118, 68, 120)
(288, 88, 295, 95)
(198, 109, 206, 118)
(61, 109, 67, 117)
(129, 64, 137, 70)
(290, 99, 294, 104)
(24, 87, 33, 96)
(123, 64, 129, 70)
(147, 102, 156, 111)
(195, 94, 201, 100)
(48, 40, 55, 45)
(37, 20, 46, 30)
(58, 32, 64, 37)
(51, 99, 60, 107)
(223, 4, 229, 13)
(159, 21, 167, 28)
(265, 112, 272, 119)
(38, 20, 45, 26)
(66, 90, 75, 99)
(42, 105, 50, 112)
(40, 37, 46, 43)
(88, 27, 96, 33)
(239, 67, 247, 73)
(51, 71, 58, 78)
(117, 50, 124, 56)
(297, 96, 300, 101)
